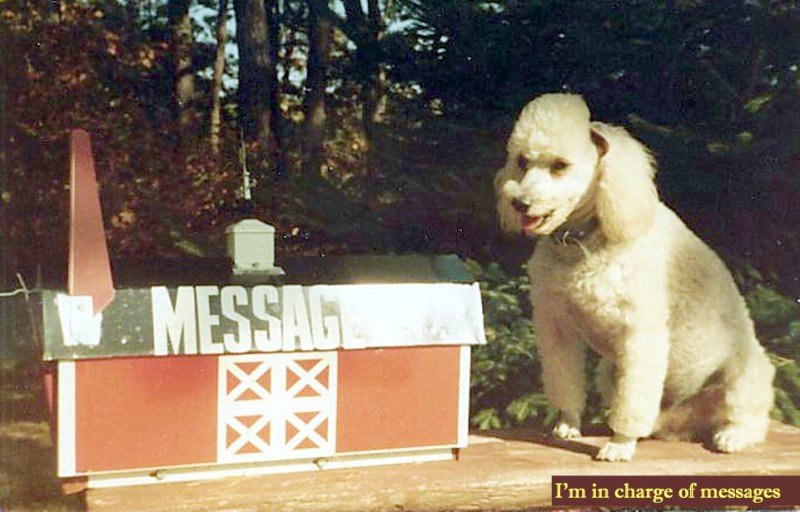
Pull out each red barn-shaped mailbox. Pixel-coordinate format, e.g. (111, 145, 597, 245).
(37, 131, 486, 489)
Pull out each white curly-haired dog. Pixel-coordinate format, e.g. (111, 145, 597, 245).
(495, 93, 775, 462)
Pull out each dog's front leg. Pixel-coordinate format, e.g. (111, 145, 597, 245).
(597, 326, 669, 462)
(534, 307, 586, 439)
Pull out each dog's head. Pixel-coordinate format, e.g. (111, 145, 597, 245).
(495, 93, 658, 244)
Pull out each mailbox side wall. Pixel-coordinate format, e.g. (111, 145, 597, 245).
(74, 356, 219, 473)
(336, 346, 461, 453)
(59, 347, 466, 476)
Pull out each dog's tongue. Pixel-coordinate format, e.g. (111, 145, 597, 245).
(521, 214, 544, 232)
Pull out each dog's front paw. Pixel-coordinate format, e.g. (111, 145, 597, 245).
(595, 435, 637, 462)
(552, 412, 582, 439)
(713, 425, 759, 453)
(552, 421, 581, 439)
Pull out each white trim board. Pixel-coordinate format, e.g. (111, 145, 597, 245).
(458, 345, 471, 448)
(85, 448, 456, 489)
(57, 360, 77, 477)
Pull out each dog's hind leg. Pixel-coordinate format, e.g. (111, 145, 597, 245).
(712, 345, 775, 452)
(595, 357, 615, 407)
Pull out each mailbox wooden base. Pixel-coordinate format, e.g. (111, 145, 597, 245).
(50, 345, 471, 488)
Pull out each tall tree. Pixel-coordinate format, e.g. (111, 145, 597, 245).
(341, 0, 386, 147)
(233, 0, 282, 178)
(168, 0, 196, 148)
(304, 0, 332, 177)
(209, 0, 229, 155)
(318, 0, 386, 150)
(267, 0, 287, 178)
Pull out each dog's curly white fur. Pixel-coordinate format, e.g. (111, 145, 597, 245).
(495, 93, 775, 462)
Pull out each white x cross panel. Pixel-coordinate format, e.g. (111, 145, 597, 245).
(225, 359, 272, 402)
(217, 352, 337, 464)
(224, 414, 272, 458)
(285, 358, 330, 398)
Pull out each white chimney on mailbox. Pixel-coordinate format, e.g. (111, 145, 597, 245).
(225, 219, 284, 276)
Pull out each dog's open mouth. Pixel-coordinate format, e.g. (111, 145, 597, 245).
(521, 211, 553, 234)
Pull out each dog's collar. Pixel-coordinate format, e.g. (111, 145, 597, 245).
(551, 217, 599, 255)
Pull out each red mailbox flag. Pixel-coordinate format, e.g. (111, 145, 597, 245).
(68, 129, 115, 314)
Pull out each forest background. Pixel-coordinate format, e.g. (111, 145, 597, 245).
(1, 0, 800, 430)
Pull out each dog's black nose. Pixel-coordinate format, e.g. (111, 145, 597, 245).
(511, 197, 530, 213)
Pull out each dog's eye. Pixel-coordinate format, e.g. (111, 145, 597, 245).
(550, 159, 570, 174)
(517, 154, 529, 171)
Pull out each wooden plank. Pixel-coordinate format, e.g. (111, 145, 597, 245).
(84, 422, 800, 511)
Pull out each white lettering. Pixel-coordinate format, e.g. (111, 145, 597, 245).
(308, 286, 340, 350)
(281, 285, 314, 351)
(152, 286, 198, 355)
(252, 285, 282, 351)
(151, 283, 459, 355)
(221, 286, 252, 353)
(196, 286, 223, 354)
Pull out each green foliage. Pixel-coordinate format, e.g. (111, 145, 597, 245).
(467, 259, 601, 431)
(466, 259, 550, 430)
(746, 284, 800, 331)
(742, 272, 800, 425)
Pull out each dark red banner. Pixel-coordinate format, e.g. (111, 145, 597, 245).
(552, 475, 800, 507)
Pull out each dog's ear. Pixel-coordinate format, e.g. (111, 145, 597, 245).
(591, 122, 658, 244)
(591, 129, 609, 158)
(494, 164, 515, 234)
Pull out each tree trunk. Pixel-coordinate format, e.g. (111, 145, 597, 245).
(359, 41, 386, 147)
(339, 0, 386, 200)
(209, 0, 229, 156)
(168, 0, 196, 150)
(233, 0, 276, 174)
(266, 0, 286, 179)
(362, 0, 386, 143)
(341, 0, 385, 147)
(304, 0, 331, 177)
(124, 0, 139, 28)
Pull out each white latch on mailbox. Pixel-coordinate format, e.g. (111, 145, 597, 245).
(55, 293, 103, 347)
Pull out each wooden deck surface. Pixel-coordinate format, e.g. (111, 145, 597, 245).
(79, 422, 800, 512)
